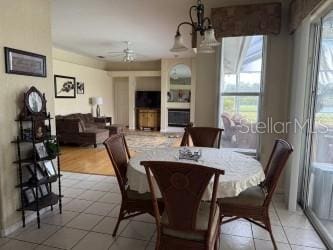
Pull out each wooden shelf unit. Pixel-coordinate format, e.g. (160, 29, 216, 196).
(136, 108, 160, 131)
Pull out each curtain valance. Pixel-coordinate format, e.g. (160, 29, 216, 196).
(211, 2, 282, 38)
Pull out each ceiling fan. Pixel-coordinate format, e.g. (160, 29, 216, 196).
(108, 41, 138, 62)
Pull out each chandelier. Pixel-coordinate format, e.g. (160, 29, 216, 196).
(170, 0, 220, 54)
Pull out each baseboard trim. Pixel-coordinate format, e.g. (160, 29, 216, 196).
(1, 207, 50, 237)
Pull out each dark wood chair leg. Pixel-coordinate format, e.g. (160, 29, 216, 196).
(214, 223, 221, 250)
(265, 219, 277, 250)
(112, 206, 124, 237)
(214, 235, 219, 250)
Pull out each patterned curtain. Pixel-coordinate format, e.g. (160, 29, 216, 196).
(211, 3, 282, 38)
(289, 0, 323, 33)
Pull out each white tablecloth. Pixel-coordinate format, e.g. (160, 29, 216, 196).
(127, 147, 265, 200)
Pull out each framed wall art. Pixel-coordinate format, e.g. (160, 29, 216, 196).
(54, 75, 76, 98)
(4, 47, 46, 77)
(77, 82, 85, 94)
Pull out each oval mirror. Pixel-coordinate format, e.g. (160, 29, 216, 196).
(28, 91, 43, 113)
(169, 64, 191, 85)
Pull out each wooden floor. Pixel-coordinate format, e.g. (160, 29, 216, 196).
(60, 146, 116, 176)
(59, 132, 182, 176)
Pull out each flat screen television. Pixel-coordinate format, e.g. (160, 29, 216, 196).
(135, 91, 161, 108)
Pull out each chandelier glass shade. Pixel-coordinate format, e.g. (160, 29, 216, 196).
(123, 53, 135, 62)
(200, 28, 220, 47)
(170, 32, 188, 52)
(170, 0, 220, 54)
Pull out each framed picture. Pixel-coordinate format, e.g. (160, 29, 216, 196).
(35, 142, 48, 159)
(36, 187, 43, 198)
(39, 185, 49, 197)
(34, 120, 46, 140)
(22, 165, 33, 183)
(54, 75, 76, 98)
(23, 188, 36, 204)
(27, 164, 45, 181)
(77, 82, 85, 94)
(4, 47, 46, 77)
(43, 160, 57, 176)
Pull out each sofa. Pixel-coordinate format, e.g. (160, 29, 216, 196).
(56, 113, 110, 147)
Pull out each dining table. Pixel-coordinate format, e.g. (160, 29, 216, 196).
(127, 147, 265, 200)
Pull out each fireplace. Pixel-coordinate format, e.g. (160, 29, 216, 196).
(168, 109, 190, 127)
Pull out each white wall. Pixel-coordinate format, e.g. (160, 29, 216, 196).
(113, 77, 129, 125)
(136, 77, 161, 91)
(0, 0, 54, 234)
(53, 47, 108, 70)
(107, 61, 161, 71)
(53, 57, 114, 117)
(260, 2, 292, 171)
(195, 53, 219, 127)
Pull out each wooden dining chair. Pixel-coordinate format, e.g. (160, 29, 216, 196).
(104, 134, 163, 236)
(218, 139, 293, 249)
(180, 123, 223, 148)
(141, 161, 224, 250)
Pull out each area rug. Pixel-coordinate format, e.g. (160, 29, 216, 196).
(125, 130, 182, 153)
(60, 131, 183, 176)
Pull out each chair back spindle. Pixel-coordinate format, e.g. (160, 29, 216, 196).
(104, 134, 131, 197)
(262, 139, 293, 206)
(142, 161, 224, 233)
(181, 123, 223, 148)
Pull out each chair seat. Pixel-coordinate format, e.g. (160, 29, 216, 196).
(126, 189, 152, 200)
(218, 186, 266, 207)
(161, 202, 220, 241)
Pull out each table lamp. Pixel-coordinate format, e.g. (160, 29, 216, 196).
(92, 97, 103, 117)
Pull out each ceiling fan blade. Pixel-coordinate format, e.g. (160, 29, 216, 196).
(135, 53, 148, 58)
(107, 52, 124, 54)
(108, 54, 124, 58)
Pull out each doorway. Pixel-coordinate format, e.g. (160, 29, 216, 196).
(114, 77, 129, 126)
(303, 10, 333, 248)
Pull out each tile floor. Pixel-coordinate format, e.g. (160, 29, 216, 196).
(0, 172, 328, 250)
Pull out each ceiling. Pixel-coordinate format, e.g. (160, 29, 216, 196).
(51, 0, 252, 62)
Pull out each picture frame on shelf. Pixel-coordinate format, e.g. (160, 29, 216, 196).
(22, 166, 33, 183)
(77, 82, 84, 94)
(23, 188, 36, 204)
(35, 142, 48, 159)
(43, 160, 57, 176)
(39, 185, 49, 197)
(34, 120, 46, 140)
(22, 128, 33, 141)
(54, 75, 76, 98)
(27, 164, 46, 181)
(4, 47, 47, 77)
(36, 187, 43, 198)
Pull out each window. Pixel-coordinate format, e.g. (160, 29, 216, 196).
(219, 35, 265, 154)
